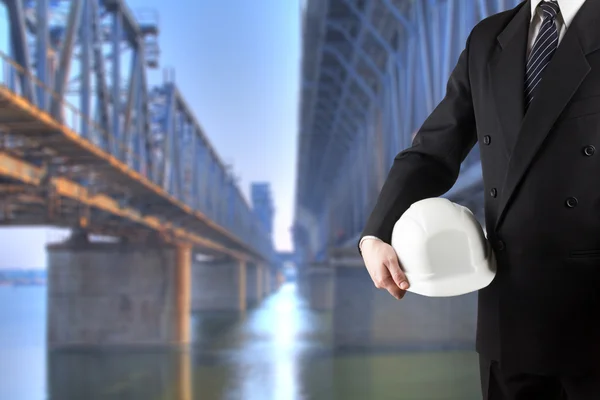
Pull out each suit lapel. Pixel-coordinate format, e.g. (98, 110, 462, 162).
(488, 2, 531, 158)
(494, 0, 600, 231)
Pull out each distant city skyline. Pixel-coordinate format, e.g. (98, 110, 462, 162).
(0, 0, 301, 268)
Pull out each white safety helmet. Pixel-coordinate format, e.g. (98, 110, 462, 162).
(391, 197, 496, 297)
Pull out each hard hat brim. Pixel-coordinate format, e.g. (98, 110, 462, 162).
(403, 251, 497, 297)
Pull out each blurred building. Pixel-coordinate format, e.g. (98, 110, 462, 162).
(251, 183, 275, 237)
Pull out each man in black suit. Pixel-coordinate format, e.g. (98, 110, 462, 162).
(358, 0, 600, 398)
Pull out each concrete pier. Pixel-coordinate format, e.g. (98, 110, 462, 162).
(246, 262, 260, 307)
(331, 266, 375, 348)
(262, 265, 275, 297)
(47, 239, 192, 349)
(191, 259, 247, 312)
(249, 263, 276, 303)
(328, 258, 478, 352)
(298, 263, 335, 311)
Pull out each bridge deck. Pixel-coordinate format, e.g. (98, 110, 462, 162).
(0, 86, 257, 260)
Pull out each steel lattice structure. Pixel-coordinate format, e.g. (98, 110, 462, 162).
(294, 0, 523, 264)
(0, 0, 273, 263)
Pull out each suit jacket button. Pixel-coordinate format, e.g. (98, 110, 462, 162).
(490, 188, 497, 198)
(497, 240, 506, 251)
(483, 135, 491, 145)
(584, 145, 595, 156)
(566, 197, 578, 208)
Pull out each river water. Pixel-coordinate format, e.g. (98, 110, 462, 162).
(0, 283, 481, 399)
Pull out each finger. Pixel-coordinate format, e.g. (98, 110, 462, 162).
(387, 286, 406, 300)
(381, 277, 406, 300)
(371, 267, 407, 300)
(370, 266, 388, 289)
(385, 254, 410, 290)
(365, 257, 386, 281)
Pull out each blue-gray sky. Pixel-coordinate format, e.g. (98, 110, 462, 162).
(0, 0, 301, 268)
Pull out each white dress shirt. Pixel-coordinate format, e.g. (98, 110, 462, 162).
(359, 0, 587, 252)
(528, 0, 586, 56)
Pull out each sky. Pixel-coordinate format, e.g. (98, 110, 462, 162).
(0, 0, 302, 268)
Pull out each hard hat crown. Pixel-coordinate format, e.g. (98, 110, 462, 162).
(391, 197, 496, 297)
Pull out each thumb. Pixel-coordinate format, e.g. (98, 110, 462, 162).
(385, 254, 410, 290)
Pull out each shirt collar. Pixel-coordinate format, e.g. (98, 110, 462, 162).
(530, 0, 586, 28)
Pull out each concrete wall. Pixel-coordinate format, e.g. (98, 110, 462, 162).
(47, 241, 186, 349)
(369, 286, 477, 350)
(331, 265, 478, 351)
(296, 270, 311, 303)
(305, 268, 335, 311)
(191, 259, 246, 312)
(262, 266, 275, 297)
(262, 267, 270, 298)
(246, 263, 259, 307)
(331, 267, 375, 348)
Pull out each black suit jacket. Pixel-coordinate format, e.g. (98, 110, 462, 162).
(360, 0, 600, 375)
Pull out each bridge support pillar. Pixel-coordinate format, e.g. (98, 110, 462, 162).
(331, 264, 375, 348)
(329, 256, 478, 352)
(269, 267, 278, 293)
(191, 258, 247, 312)
(249, 262, 262, 305)
(47, 238, 192, 349)
(276, 270, 285, 288)
(304, 263, 335, 311)
(244, 262, 264, 306)
(262, 265, 274, 297)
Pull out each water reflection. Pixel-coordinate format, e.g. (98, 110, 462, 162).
(190, 283, 331, 400)
(45, 283, 331, 400)
(0, 287, 47, 400)
(217, 284, 330, 400)
(3, 280, 482, 399)
(49, 349, 192, 400)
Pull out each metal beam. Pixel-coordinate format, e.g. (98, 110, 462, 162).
(6, 0, 37, 104)
(80, 0, 92, 139)
(322, 45, 377, 101)
(111, 6, 122, 157)
(91, 0, 112, 145)
(341, 0, 403, 67)
(50, 0, 83, 120)
(326, 20, 386, 82)
(415, 0, 435, 113)
(122, 49, 140, 166)
(0, 151, 252, 261)
(312, 0, 379, 208)
(379, 0, 413, 30)
(36, 0, 49, 111)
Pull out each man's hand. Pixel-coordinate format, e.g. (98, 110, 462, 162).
(360, 239, 410, 299)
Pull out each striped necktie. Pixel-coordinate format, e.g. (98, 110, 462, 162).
(524, 0, 560, 109)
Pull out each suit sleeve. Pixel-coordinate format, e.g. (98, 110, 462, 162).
(359, 32, 478, 249)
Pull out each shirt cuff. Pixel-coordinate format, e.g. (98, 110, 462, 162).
(359, 236, 382, 251)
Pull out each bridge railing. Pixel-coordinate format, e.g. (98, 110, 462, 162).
(0, 51, 112, 154)
(0, 51, 273, 261)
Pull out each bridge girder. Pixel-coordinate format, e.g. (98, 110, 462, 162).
(294, 0, 522, 263)
(0, 0, 274, 262)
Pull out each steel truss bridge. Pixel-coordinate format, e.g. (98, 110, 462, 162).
(294, 0, 523, 264)
(0, 0, 275, 264)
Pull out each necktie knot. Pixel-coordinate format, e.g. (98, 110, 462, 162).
(539, 0, 560, 20)
(525, 0, 560, 108)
